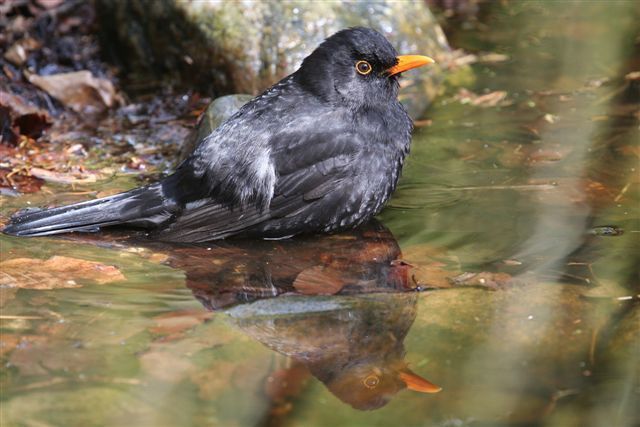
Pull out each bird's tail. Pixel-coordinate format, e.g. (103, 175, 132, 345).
(2, 184, 171, 237)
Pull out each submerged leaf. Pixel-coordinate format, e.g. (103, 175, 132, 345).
(293, 266, 348, 295)
(0, 256, 125, 289)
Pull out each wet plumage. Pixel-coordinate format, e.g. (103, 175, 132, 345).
(3, 28, 433, 242)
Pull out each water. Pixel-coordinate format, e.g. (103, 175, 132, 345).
(1, 2, 639, 426)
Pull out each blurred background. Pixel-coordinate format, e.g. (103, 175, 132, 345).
(1, 1, 638, 426)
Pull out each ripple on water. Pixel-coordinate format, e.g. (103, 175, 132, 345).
(387, 184, 472, 210)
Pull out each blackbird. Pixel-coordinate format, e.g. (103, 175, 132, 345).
(3, 27, 434, 242)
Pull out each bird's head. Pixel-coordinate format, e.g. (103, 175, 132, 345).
(317, 359, 441, 411)
(296, 27, 434, 107)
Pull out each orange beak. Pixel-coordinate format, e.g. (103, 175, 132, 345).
(399, 369, 442, 393)
(386, 55, 435, 76)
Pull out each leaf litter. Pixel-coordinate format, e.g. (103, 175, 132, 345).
(0, 255, 125, 289)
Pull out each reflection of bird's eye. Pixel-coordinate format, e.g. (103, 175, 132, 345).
(355, 60, 372, 75)
(363, 374, 380, 388)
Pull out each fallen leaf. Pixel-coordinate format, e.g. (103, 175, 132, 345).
(293, 266, 347, 295)
(454, 89, 510, 107)
(400, 244, 462, 289)
(0, 90, 51, 142)
(527, 149, 564, 162)
(29, 167, 100, 184)
(0, 256, 125, 289)
(150, 310, 213, 337)
(413, 119, 432, 127)
(624, 71, 640, 81)
(450, 51, 510, 67)
(471, 91, 509, 106)
(3, 37, 40, 66)
(0, 165, 44, 193)
(28, 71, 122, 114)
(412, 265, 453, 289)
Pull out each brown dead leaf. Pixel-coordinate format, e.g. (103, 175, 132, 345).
(409, 261, 457, 289)
(454, 89, 510, 107)
(29, 167, 100, 184)
(150, 310, 213, 337)
(0, 90, 51, 142)
(472, 91, 509, 107)
(400, 244, 462, 289)
(625, 71, 640, 81)
(146, 253, 170, 264)
(527, 149, 565, 163)
(0, 166, 44, 193)
(413, 119, 432, 127)
(3, 37, 40, 66)
(293, 266, 347, 295)
(0, 256, 125, 289)
(28, 71, 122, 114)
(450, 51, 509, 67)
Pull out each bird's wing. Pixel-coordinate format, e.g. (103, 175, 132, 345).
(156, 129, 365, 242)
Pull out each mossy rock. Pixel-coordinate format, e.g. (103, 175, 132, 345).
(96, 0, 450, 117)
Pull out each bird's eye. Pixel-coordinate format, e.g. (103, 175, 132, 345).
(355, 60, 372, 76)
(363, 374, 380, 389)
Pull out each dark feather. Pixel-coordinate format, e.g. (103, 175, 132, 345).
(3, 184, 172, 237)
(2, 27, 415, 242)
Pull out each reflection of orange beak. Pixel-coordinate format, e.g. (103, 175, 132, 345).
(399, 368, 442, 393)
(386, 55, 435, 76)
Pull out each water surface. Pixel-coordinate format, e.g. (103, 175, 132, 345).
(1, 2, 639, 426)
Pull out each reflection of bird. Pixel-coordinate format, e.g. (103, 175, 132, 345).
(171, 223, 440, 411)
(3, 27, 433, 242)
(303, 301, 441, 411)
(181, 221, 410, 308)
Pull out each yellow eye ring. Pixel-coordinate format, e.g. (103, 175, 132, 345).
(355, 60, 372, 75)
(363, 374, 380, 389)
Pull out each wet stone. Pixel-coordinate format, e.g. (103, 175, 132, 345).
(179, 94, 253, 162)
(95, 0, 450, 117)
